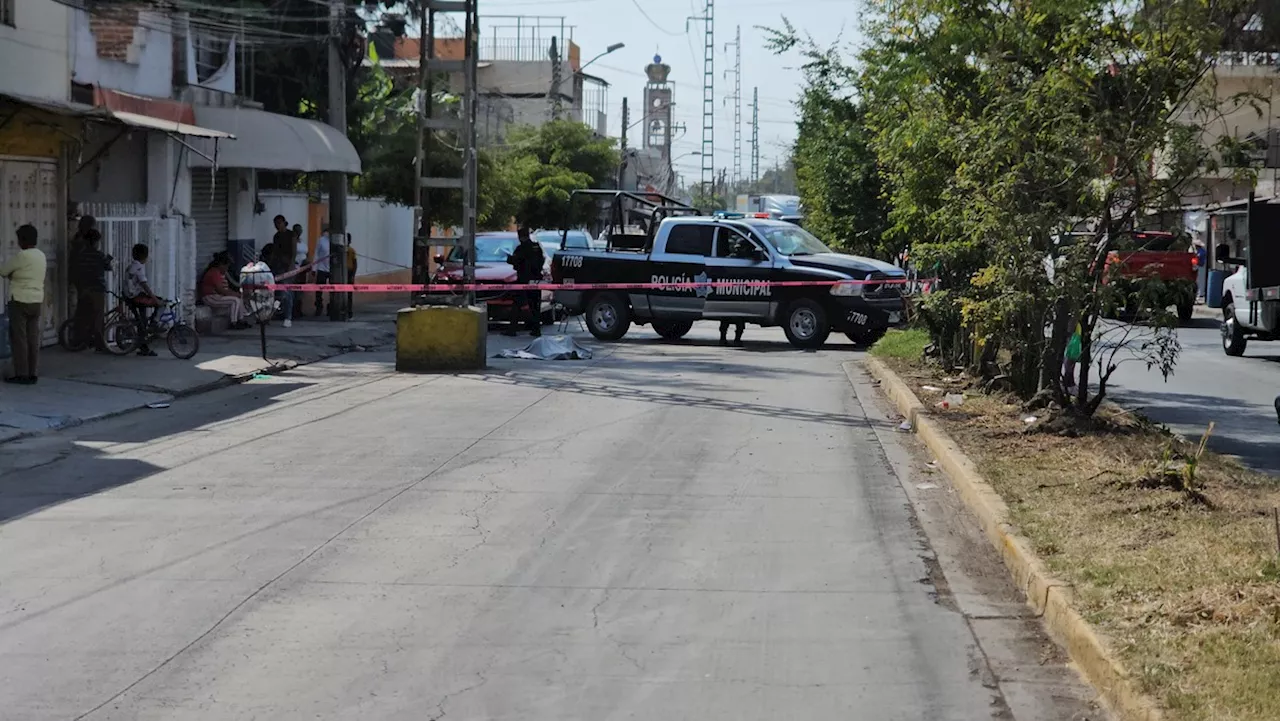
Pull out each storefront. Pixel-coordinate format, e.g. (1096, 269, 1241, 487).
(0, 95, 84, 345)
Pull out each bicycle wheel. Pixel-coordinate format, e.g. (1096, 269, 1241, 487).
(104, 319, 140, 355)
(166, 323, 200, 360)
(58, 319, 90, 352)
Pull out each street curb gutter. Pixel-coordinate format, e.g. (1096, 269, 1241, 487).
(859, 357, 1164, 721)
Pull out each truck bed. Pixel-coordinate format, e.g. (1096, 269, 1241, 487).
(1104, 250, 1197, 282)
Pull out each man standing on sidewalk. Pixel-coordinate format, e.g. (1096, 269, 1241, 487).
(71, 228, 112, 350)
(344, 232, 357, 320)
(312, 224, 332, 317)
(266, 215, 296, 328)
(1, 225, 47, 385)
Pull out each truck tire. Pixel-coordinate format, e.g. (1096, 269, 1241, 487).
(586, 292, 631, 341)
(1222, 302, 1247, 357)
(845, 328, 886, 347)
(652, 320, 693, 340)
(783, 299, 830, 349)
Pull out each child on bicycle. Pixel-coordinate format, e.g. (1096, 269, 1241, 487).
(125, 243, 162, 357)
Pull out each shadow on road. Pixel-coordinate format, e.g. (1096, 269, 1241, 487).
(467, 367, 894, 431)
(0, 380, 315, 525)
(1112, 388, 1280, 477)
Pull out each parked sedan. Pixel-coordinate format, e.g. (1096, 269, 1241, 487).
(438, 232, 556, 324)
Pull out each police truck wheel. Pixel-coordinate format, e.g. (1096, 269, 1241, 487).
(783, 299, 830, 349)
(586, 293, 631, 341)
(652, 320, 693, 340)
(1222, 303, 1247, 357)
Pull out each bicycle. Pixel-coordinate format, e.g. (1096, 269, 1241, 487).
(103, 298, 201, 360)
(58, 291, 133, 352)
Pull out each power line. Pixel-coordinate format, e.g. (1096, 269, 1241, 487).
(627, 0, 684, 36)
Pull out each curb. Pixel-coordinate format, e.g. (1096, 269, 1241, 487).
(861, 356, 1164, 721)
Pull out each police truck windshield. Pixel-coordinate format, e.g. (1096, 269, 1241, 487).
(758, 225, 831, 257)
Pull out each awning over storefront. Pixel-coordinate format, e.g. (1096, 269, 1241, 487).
(110, 110, 232, 139)
(187, 105, 362, 174)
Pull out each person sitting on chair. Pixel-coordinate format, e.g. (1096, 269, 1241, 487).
(200, 251, 251, 331)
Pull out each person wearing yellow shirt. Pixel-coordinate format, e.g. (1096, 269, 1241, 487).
(1, 225, 47, 385)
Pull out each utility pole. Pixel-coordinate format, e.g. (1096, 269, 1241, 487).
(688, 1, 714, 199)
(750, 87, 760, 185)
(618, 96, 629, 189)
(549, 37, 563, 121)
(725, 25, 742, 189)
(414, 0, 479, 306)
(327, 0, 348, 321)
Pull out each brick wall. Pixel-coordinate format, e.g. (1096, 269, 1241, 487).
(88, 4, 143, 61)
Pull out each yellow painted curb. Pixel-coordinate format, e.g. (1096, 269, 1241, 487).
(860, 357, 1164, 721)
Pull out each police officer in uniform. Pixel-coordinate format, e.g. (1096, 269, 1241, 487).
(505, 225, 545, 337)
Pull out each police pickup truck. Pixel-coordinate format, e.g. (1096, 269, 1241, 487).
(548, 215, 908, 349)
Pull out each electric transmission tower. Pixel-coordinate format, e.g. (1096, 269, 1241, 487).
(689, 1, 715, 197)
(750, 87, 760, 184)
(725, 25, 742, 189)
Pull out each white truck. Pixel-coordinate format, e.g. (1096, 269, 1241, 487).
(1219, 195, 1280, 359)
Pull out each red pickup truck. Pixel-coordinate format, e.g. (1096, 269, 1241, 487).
(1103, 231, 1198, 324)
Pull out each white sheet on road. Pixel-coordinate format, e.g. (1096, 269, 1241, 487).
(494, 335, 594, 360)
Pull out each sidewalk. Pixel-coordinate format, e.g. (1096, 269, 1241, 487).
(0, 302, 401, 444)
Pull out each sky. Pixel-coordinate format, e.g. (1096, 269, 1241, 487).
(479, 0, 864, 188)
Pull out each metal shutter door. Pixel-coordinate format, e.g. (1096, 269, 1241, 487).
(190, 169, 228, 270)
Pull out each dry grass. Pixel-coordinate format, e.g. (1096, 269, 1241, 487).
(882, 357, 1280, 721)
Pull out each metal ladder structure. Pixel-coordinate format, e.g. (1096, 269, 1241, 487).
(725, 25, 742, 189)
(414, 0, 479, 305)
(689, 0, 715, 198)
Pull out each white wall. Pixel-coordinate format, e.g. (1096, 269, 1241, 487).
(70, 9, 174, 98)
(347, 198, 413, 278)
(226, 168, 256, 245)
(69, 127, 148, 203)
(148, 134, 191, 217)
(256, 191, 413, 279)
(0, 0, 71, 102)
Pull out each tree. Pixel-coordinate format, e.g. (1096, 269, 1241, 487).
(776, 0, 1251, 418)
(498, 121, 620, 229)
(766, 29, 890, 258)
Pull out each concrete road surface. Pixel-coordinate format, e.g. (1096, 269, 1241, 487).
(0, 324, 1098, 720)
(1108, 315, 1280, 475)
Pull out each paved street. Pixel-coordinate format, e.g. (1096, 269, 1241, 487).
(1108, 313, 1280, 475)
(0, 323, 1096, 720)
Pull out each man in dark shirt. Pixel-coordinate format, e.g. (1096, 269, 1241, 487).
(267, 215, 296, 327)
(505, 225, 545, 337)
(71, 228, 112, 350)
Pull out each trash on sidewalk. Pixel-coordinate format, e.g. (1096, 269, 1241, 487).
(896, 420, 913, 432)
(916, 482, 939, 490)
(1023, 415, 1038, 424)
(146, 402, 171, 409)
(495, 335, 593, 361)
(937, 393, 965, 410)
(921, 385, 943, 393)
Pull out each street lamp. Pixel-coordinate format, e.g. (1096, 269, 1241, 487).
(580, 42, 625, 73)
